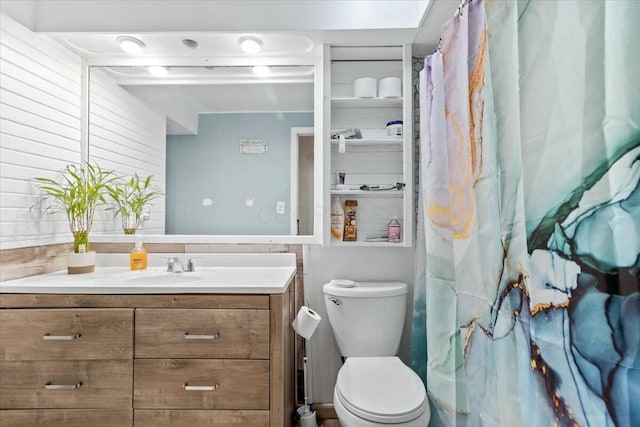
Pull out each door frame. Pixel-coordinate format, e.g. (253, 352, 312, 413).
(290, 127, 315, 235)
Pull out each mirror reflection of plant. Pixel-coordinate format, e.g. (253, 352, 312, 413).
(108, 174, 161, 234)
(34, 163, 118, 253)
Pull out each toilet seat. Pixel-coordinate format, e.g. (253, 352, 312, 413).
(335, 357, 427, 424)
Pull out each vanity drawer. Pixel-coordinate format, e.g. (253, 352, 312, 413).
(134, 359, 269, 409)
(0, 409, 132, 426)
(0, 360, 132, 409)
(134, 409, 269, 427)
(135, 309, 269, 359)
(0, 309, 133, 360)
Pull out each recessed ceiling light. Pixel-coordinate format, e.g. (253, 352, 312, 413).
(252, 65, 271, 77)
(182, 38, 199, 49)
(240, 36, 263, 54)
(148, 66, 169, 77)
(117, 36, 145, 54)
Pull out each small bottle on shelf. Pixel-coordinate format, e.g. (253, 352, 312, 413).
(343, 200, 358, 241)
(331, 197, 345, 241)
(387, 216, 401, 243)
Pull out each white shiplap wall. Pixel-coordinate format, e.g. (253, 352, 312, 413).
(0, 13, 82, 250)
(0, 13, 167, 248)
(88, 68, 166, 235)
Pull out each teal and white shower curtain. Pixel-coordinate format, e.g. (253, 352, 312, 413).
(411, 0, 639, 426)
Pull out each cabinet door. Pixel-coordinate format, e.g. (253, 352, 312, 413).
(134, 359, 269, 409)
(134, 410, 269, 427)
(0, 360, 132, 408)
(135, 309, 269, 359)
(0, 409, 132, 427)
(0, 309, 133, 360)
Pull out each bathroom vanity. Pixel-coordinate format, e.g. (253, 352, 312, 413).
(0, 254, 297, 427)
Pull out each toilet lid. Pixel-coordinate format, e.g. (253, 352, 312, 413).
(336, 357, 427, 424)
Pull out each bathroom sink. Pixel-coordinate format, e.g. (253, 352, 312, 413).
(121, 271, 204, 284)
(118, 267, 294, 286)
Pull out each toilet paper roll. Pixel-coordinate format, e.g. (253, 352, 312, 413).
(378, 77, 401, 98)
(354, 77, 377, 98)
(292, 306, 321, 339)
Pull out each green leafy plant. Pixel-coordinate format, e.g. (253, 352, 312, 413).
(34, 163, 118, 253)
(108, 173, 161, 234)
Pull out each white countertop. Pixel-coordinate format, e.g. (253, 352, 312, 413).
(0, 253, 296, 295)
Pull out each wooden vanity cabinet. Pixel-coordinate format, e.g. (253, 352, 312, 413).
(0, 308, 134, 426)
(0, 291, 295, 427)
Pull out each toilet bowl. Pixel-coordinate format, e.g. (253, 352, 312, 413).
(323, 281, 430, 427)
(333, 357, 429, 427)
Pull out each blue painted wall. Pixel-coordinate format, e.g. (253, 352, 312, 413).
(166, 112, 313, 235)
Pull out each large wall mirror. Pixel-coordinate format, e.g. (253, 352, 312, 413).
(86, 58, 324, 244)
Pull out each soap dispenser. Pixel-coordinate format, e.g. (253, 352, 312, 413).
(130, 237, 147, 270)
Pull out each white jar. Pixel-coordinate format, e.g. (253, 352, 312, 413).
(386, 120, 403, 138)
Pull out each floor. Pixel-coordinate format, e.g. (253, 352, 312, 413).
(318, 420, 341, 427)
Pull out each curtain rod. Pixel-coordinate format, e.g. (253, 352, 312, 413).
(434, 0, 473, 54)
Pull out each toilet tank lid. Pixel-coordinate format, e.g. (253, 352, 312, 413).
(323, 281, 407, 298)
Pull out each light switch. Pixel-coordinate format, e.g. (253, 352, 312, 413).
(276, 201, 285, 214)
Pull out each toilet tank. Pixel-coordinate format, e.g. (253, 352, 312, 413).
(323, 281, 407, 357)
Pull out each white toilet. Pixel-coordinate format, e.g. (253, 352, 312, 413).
(323, 280, 430, 427)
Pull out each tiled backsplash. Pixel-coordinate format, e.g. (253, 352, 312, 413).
(0, 243, 72, 282)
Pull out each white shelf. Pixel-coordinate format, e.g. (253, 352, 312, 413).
(331, 97, 403, 108)
(330, 138, 403, 151)
(326, 44, 413, 248)
(330, 138, 402, 145)
(330, 240, 407, 247)
(330, 189, 403, 197)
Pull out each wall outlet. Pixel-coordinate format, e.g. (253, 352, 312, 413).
(276, 201, 285, 214)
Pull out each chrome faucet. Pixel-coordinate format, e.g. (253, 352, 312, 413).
(166, 257, 184, 273)
(166, 257, 196, 273)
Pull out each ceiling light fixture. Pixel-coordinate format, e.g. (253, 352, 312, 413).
(148, 66, 169, 77)
(117, 36, 145, 54)
(240, 36, 263, 54)
(182, 38, 199, 49)
(252, 65, 271, 77)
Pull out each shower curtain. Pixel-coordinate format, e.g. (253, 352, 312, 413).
(411, 1, 640, 426)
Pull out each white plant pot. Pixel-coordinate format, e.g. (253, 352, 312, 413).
(67, 251, 96, 274)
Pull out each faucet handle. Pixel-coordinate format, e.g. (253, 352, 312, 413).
(164, 257, 182, 272)
(185, 258, 202, 272)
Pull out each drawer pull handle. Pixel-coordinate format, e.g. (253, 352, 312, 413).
(45, 382, 82, 390)
(43, 334, 81, 341)
(183, 383, 219, 391)
(184, 333, 220, 340)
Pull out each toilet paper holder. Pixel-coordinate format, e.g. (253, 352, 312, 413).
(291, 307, 322, 427)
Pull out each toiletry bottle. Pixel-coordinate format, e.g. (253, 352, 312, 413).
(343, 200, 358, 241)
(331, 197, 345, 241)
(130, 238, 147, 270)
(387, 216, 401, 243)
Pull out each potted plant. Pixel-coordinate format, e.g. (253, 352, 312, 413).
(108, 173, 161, 234)
(35, 162, 118, 274)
